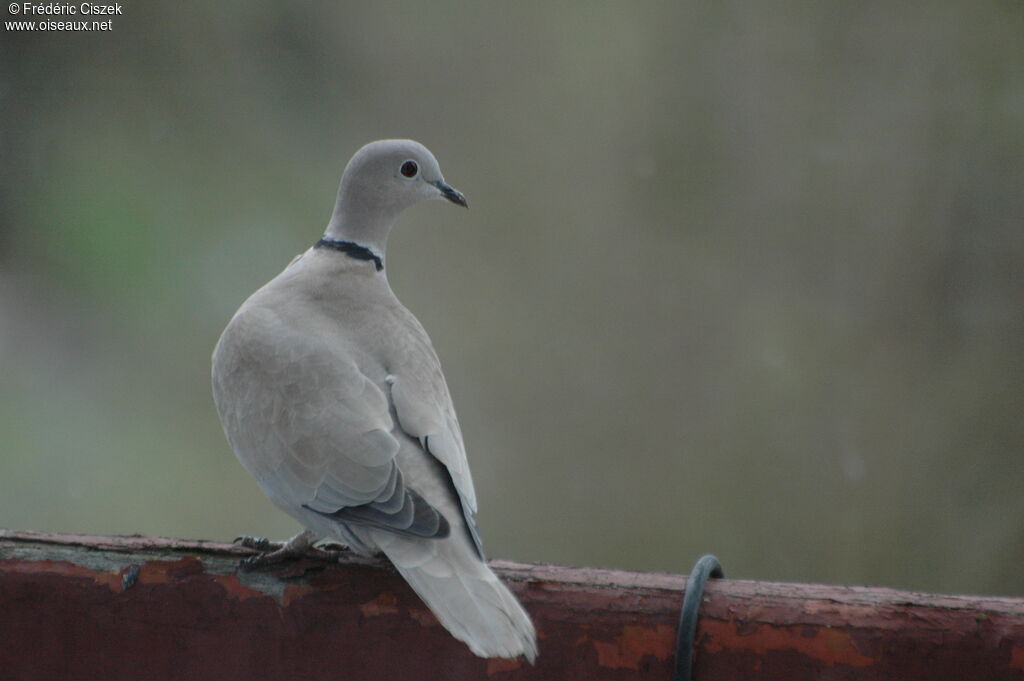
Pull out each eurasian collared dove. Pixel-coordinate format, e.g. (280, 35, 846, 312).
(211, 140, 537, 661)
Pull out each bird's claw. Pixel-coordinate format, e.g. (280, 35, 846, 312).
(317, 541, 351, 554)
(233, 532, 349, 571)
(233, 535, 280, 552)
(236, 543, 298, 570)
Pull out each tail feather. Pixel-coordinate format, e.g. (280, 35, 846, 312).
(377, 534, 537, 661)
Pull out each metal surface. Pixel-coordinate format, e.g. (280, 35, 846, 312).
(1, 530, 1022, 680)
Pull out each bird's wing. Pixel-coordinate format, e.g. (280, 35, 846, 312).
(388, 357, 484, 557)
(214, 305, 450, 540)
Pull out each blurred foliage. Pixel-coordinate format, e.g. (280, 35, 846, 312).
(1, 1, 1022, 595)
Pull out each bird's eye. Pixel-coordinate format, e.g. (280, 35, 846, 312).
(400, 160, 419, 178)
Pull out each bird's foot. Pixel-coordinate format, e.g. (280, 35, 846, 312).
(233, 535, 281, 553)
(234, 531, 349, 570)
(308, 541, 351, 560)
(316, 541, 350, 553)
(235, 530, 314, 570)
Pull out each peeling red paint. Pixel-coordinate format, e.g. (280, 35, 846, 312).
(485, 657, 524, 675)
(703, 619, 874, 667)
(135, 557, 204, 584)
(1011, 644, 1024, 670)
(130, 557, 272, 602)
(215, 574, 271, 602)
(281, 582, 314, 607)
(409, 605, 442, 628)
(591, 623, 674, 669)
(735, 619, 760, 636)
(359, 591, 400, 617)
(2, 531, 1023, 681)
(804, 599, 882, 626)
(0, 558, 122, 591)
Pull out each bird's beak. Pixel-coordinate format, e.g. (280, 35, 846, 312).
(430, 180, 468, 208)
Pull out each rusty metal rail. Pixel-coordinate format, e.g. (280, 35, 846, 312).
(1, 529, 1022, 680)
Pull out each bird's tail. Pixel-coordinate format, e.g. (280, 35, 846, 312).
(377, 534, 538, 662)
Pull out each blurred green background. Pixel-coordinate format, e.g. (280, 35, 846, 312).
(2, 2, 1022, 596)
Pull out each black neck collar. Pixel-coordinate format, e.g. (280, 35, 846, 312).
(314, 238, 383, 271)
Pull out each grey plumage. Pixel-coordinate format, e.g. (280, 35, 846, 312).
(211, 139, 537, 661)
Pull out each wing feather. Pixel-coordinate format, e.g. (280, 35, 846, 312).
(390, 375, 484, 558)
(215, 307, 449, 540)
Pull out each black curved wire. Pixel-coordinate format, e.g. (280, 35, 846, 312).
(673, 554, 724, 681)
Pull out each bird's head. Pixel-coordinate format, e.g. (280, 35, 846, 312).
(342, 139, 467, 211)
